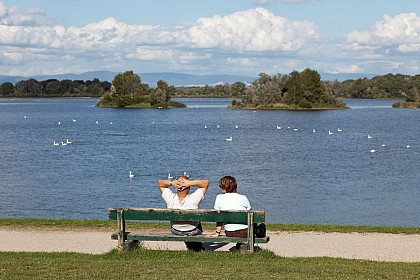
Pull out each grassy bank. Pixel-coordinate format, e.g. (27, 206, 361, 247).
(1, 249, 419, 279)
(1, 218, 419, 279)
(1, 218, 419, 234)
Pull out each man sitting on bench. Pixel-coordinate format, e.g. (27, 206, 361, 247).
(158, 175, 209, 251)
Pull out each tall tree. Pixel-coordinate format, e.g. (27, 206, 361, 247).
(111, 70, 144, 99)
(0, 82, 14, 96)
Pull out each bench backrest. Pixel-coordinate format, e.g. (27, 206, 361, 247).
(108, 208, 265, 223)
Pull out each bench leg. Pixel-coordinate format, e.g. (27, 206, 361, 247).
(117, 209, 126, 251)
(123, 240, 140, 251)
(247, 212, 255, 253)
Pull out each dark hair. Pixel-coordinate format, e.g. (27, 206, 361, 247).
(219, 176, 237, 193)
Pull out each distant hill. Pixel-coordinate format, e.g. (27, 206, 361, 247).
(0, 71, 256, 86)
(0, 71, 377, 86)
(320, 72, 376, 82)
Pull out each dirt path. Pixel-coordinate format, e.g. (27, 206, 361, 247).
(1, 228, 419, 262)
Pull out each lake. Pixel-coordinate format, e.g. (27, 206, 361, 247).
(0, 98, 419, 226)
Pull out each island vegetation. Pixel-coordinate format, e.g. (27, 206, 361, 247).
(95, 70, 185, 108)
(1, 69, 419, 109)
(228, 69, 347, 110)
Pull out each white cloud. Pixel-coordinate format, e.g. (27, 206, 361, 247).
(186, 8, 319, 52)
(398, 43, 420, 53)
(337, 64, 360, 74)
(1, 0, 419, 78)
(0, 7, 319, 54)
(0, 1, 50, 26)
(129, 47, 175, 61)
(346, 13, 420, 53)
(256, 0, 278, 5)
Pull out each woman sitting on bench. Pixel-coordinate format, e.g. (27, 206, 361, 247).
(211, 176, 251, 243)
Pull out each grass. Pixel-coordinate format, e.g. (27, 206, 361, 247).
(0, 218, 419, 279)
(1, 218, 419, 234)
(0, 249, 419, 279)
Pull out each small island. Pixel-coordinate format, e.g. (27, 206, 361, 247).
(392, 100, 420, 109)
(228, 69, 348, 110)
(96, 70, 185, 108)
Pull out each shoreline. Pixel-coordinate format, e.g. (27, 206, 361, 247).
(1, 218, 419, 234)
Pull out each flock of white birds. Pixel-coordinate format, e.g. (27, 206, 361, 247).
(26, 114, 412, 178)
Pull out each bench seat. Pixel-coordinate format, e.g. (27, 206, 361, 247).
(111, 231, 269, 243)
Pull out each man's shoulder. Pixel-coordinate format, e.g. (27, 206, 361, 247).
(162, 188, 176, 200)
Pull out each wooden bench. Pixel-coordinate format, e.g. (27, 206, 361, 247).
(108, 207, 269, 253)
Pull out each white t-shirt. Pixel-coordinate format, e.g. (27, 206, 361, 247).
(162, 188, 205, 231)
(214, 193, 251, 231)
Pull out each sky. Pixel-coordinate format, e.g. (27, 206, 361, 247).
(1, 0, 420, 78)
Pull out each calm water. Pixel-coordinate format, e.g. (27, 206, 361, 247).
(0, 98, 419, 226)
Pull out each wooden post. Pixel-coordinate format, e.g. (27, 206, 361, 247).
(117, 208, 125, 251)
(247, 212, 255, 253)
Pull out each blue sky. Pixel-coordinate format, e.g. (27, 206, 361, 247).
(1, 0, 420, 78)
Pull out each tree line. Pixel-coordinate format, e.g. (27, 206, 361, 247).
(1, 70, 419, 108)
(327, 73, 420, 101)
(0, 78, 111, 97)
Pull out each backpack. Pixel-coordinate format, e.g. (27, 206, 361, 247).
(254, 223, 266, 238)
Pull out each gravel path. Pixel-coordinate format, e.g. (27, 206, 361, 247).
(1, 228, 419, 262)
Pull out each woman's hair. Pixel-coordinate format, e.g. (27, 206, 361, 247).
(219, 176, 237, 193)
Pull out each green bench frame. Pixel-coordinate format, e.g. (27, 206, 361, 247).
(108, 207, 269, 253)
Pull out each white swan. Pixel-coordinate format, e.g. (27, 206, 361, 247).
(72, 119, 77, 122)
(129, 171, 134, 178)
(370, 149, 376, 153)
(66, 139, 72, 144)
(328, 131, 333, 135)
(58, 121, 61, 125)
(96, 121, 99, 124)
(226, 136, 233, 141)
(407, 145, 411, 148)
(61, 141, 67, 146)
(313, 129, 316, 133)
(368, 134, 372, 139)
(235, 125, 238, 129)
(168, 173, 173, 180)
(204, 125, 207, 129)
(293, 128, 298, 131)
(276, 125, 282, 130)
(337, 128, 342, 132)
(183, 171, 189, 178)
(53, 141, 59, 146)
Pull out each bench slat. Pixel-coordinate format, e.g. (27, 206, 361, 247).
(111, 232, 269, 244)
(108, 208, 265, 223)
